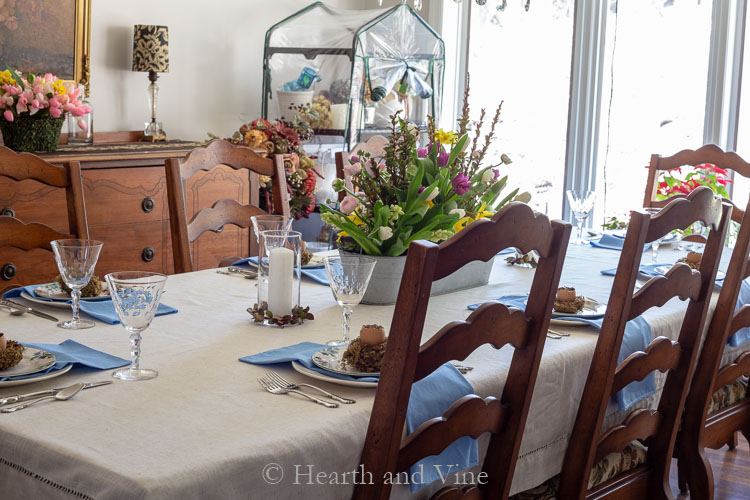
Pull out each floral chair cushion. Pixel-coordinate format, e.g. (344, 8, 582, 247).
(707, 378, 747, 415)
(510, 440, 648, 499)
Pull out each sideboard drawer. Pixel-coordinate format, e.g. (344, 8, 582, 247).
(90, 220, 168, 277)
(0, 247, 59, 289)
(82, 167, 168, 226)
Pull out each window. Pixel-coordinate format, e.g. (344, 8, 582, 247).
(465, 0, 574, 218)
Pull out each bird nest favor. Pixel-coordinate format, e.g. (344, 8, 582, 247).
(0, 335, 24, 371)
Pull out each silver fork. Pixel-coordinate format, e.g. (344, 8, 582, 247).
(258, 376, 338, 408)
(266, 371, 355, 404)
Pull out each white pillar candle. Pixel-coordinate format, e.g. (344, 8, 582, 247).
(268, 247, 294, 314)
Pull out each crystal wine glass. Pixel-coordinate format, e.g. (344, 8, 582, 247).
(644, 207, 664, 262)
(323, 256, 377, 346)
(566, 190, 596, 244)
(105, 271, 167, 381)
(50, 239, 103, 330)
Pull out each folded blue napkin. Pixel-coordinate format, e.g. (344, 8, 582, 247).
(406, 362, 479, 492)
(240, 343, 477, 492)
(1, 339, 129, 382)
(600, 263, 671, 278)
(729, 279, 750, 347)
(231, 257, 330, 286)
(466, 296, 653, 411)
(239, 342, 378, 382)
(2, 285, 178, 325)
(591, 234, 652, 252)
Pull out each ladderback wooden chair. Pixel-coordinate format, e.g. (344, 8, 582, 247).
(643, 144, 750, 224)
(354, 203, 571, 499)
(554, 187, 731, 499)
(165, 139, 289, 274)
(0, 146, 88, 288)
(675, 196, 750, 499)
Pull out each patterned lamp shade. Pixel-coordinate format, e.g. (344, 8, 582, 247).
(132, 25, 169, 73)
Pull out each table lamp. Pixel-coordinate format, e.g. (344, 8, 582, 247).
(132, 24, 169, 141)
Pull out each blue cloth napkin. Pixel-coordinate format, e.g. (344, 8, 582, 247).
(600, 263, 672, 278)
(232, 257, 330, 286)
(406, 362, 479, 492)
(729, 279, 750, 347)
(2, 285, 178, 325)
(240, 343, 477, 492)
(467, 296, 653, 411)
(591, 234, 652, 252)
(239, 342, 378, 382)
(1, 339, 129, 382)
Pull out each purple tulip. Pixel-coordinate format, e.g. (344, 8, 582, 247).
(417, 147, 428, 158)
(452, 173, 472, 196)
(418, 186, 426, 194)
(437, 151, 450, 167)
(493, 168, 500, 180)
(349, 155, 359, 164)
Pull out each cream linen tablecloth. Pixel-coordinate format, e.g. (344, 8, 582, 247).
(0, 243, 743, 499)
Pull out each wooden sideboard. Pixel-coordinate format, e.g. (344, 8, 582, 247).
(0, 134, 254, 284)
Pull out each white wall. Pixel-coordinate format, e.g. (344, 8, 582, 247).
(89, 0, 366, 141)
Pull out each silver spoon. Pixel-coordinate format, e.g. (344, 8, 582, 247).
(1, 383, 84, 413)
(0, 305, 25, 316)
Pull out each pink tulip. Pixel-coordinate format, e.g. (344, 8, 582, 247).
(64, 102, 75, 113)
(343, 163, 361, 176)
(49, 106, 61, 118)
(3, 110, 13, 122)
(340, 195, 359, 215)
(72, 106, 86, 117)
(77, 118, 87, 131)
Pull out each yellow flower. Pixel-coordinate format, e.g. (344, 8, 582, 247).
(348, 213, 365, 226)
(0, 70, 14, 85)
(453, 203, 495, 233)
(52, 79, 67, 96)
(336, 230, 349, 242)
(422, 200, 434, 208)
(434, 129, 457, 145)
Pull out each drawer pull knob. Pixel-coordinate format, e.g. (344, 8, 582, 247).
(141, 197, 155, 213)
(142, 247, 155, 263)
(1, 263, 16, 280)
(0, 207, 15, 217)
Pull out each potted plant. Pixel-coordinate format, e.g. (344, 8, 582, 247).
(320, 88, 529, 304)
(0, 68, 91, 152)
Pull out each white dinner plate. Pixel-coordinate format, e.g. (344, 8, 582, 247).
(291, 361, 378, 388)
(20, 291, 72, 309)
(652, 265, 725, 280)
(549, 297, 606, 326)
(0, 347, 56, 377)
(33, 282, 110, 302)
(0, 363, 73, 388)
(311, 347, 381, 377)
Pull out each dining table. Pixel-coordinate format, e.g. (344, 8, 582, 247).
(0, 239, 744, 499)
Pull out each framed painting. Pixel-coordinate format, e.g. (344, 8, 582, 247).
(0, 0, 91, 95)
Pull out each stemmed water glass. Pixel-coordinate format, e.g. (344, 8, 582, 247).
(250, 215, 293, 245)
(50, 239, 103, 330)
(323, 256, 377, 347)
(105, 272, 167, 381)
(566, 190, 596, 244)
(644, 207, 664, 262)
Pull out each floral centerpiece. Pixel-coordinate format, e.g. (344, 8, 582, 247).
(0, 68, 91, 152)
(223, 106, 320, 219)
(655, 163, 732, 200)
(320, 87, 529, 257)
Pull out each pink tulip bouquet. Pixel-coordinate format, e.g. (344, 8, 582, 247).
(320, 85, 529, 257)
(0, 68, 91, 129)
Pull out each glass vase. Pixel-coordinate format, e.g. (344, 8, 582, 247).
(256, 230, 302, 326)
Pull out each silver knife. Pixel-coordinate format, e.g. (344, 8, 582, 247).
(1, 299, 59, 322)
(0, 380, 112, 406)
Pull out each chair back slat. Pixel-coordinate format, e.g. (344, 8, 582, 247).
(611, 338, 681, 394)
(433, 204, 555, 281)
(594, 409, 663, 464)
(0, 217, 73, 251)
(165, 139, 289, 273)
(186, 199, 267, 243)
(396, 395, 506, 473)
(414, 303, 530, 382)
(558, 186, 731, 498)
(355, 203, 571, 500)
(644, 144, 749, 223)
(713, 352, 750, 391)
(727, 305, 750, 340)
(0, 146, 70, 186)
(627, 266, 702, 321)
(644, 187, 723, 243)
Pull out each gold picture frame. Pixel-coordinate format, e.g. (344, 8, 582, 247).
(0, 0, 92, 96)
